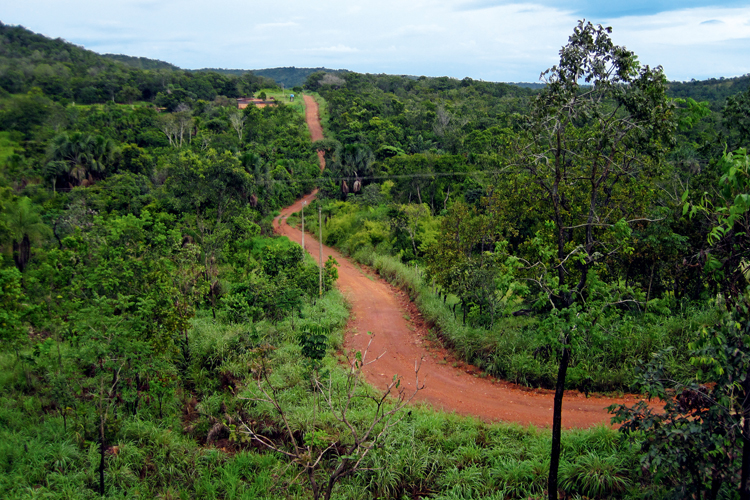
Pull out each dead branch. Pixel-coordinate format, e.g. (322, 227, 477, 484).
(237, 333, 424, 500)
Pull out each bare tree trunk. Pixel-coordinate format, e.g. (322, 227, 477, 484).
(548, 344, 570, 500)
(99, 373, 107, 497)
(645, 262, 656, 312)
(740, 375, 750, 499)
(99, 423, 106, 497)
(408, 228, 418, 257)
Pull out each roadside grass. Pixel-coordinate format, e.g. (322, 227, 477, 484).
(354, 245, 710, 391)
(285, 212, 301, 228)
(306, 199, 711, 393)
(228, 313, 653, 500)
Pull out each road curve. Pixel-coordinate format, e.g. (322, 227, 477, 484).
(273, 95, 637, 429)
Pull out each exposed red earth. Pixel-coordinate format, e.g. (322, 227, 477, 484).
(273, 95, 639, 429)
(303, 95, 326, 169)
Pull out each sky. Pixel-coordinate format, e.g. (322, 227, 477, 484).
(2, 0, 750, 82)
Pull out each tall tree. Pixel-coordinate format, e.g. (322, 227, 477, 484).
(228, 108, 246, 144)
(611, 149, 750, 499)
(1, 197, 51, 272)
(514, 21, 676, 499)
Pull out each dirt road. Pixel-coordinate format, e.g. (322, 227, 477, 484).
(273, 96, 636, 429)
(304, 95, 325, 170)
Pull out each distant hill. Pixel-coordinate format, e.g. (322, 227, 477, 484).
(223, 68, 549, 91)
(193, 67, 351, 88)
(104, 53, 180, 71)
(0, 23, 273, 104)
(193, 67, 341, 88)
(3, 21, 749, 109)
(251, 67, 350, 88)
(193, 68, 248, 77)
(506, 76, 750, 108)
(0, 22, 135, 99)
(182, 65, 750, 108)
(508, 82, 546, 89)
(668, 74, 750, 110)
(192, 67, 326, 88)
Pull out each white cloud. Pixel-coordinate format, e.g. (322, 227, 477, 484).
(1, 0, 748, 81)
(303, 44, 360, 54)
(601, 6, 750, 79)
(392, 24, 446, 36)
(255, 22, 299, 29)
(610, 6, 750, 44)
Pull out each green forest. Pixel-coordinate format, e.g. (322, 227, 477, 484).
(2, 19, 750, 500)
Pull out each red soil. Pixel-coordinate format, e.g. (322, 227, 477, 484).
(273, 95, 640, 429)
(303, 95, 325, 170)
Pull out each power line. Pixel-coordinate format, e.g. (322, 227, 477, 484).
(46, 168, 508, 192)
(35, 157, 731, 194)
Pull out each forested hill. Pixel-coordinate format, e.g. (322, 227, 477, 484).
(200, 67, 351, 88)
(0, 23, 276, 104)
(668, 73, 750, 110)
(5, 20, 749, 108)
(103, 53, 180, 71)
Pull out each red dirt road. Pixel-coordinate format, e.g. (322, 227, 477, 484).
(274, 96, 638, 429)
(304, 95, 326, 170)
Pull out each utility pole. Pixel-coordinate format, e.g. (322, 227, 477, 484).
(319, 204, 323, 297)
(301, 201, 305, 251)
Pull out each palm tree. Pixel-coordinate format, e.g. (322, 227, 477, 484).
(2, 197, 51, 272)
(242, 152, 272, 212)
(330, 143, 375, 197)
(46, 132, 118, 188)
(90, 135, 117, 180)
(338, 143, 374, 179)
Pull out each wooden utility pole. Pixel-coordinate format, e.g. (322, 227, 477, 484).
(319, 205, 323, 297)
(301, 201, 305, 251)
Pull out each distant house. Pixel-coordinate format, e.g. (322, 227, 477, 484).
(237, 97, 278, 109)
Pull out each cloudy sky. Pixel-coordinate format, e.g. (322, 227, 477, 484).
(3, 0, 750, 82)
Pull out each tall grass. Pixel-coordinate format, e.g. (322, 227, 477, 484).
(0, 231, 675, 499)
(341, 241, 711, 392)
(0, 310, 666, 500)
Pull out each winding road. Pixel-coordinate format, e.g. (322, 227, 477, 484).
(274, 95, 637, 429)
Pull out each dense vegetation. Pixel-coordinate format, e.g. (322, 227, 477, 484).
(297, 22, 750, 500)
(0, 23, 276, 106)
(2, 19, 750, 500)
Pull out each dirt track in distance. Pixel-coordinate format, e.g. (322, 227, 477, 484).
(273, 95, 639, 429)
(303, 95, 325, 170)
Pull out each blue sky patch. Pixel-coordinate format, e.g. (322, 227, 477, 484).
(458, 0, 750, 19)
